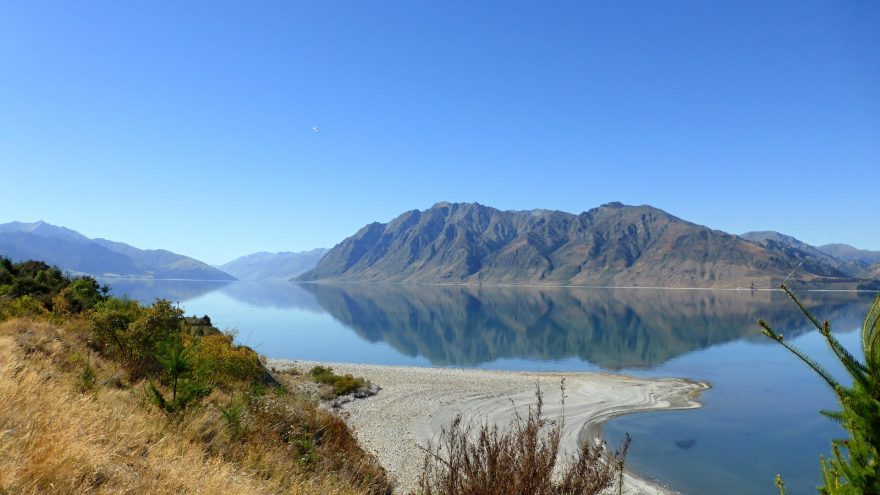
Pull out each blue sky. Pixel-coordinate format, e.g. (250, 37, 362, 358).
(1, 1, 878, 264)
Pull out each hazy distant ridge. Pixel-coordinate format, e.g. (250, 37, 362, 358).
(0, 221, 236, 280)
(298, 202, 879, 289)
(220, 249, 328, 280)
(817, 243, 880, 266)
(742, 231, 880, 280)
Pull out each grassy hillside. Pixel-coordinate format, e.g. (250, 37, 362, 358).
(0, 257, 390, 495)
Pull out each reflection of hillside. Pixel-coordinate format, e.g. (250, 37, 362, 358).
(301, 284, 872, 369)
(220, 282, 324, 312)
(104, 279, 230, 304)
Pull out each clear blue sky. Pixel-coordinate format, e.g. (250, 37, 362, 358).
(1, 1, 878, 264)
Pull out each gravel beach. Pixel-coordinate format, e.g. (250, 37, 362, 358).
(268, 359, 708, 495)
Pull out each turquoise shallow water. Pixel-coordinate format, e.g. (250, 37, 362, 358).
(106, 280, 874, 495)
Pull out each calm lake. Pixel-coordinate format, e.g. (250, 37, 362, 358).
(106, 279, 874, 495)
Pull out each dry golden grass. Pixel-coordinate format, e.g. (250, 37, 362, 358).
(0, 318, 387, 495)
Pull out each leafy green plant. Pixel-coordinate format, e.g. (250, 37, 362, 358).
(760, 285, 880, 494)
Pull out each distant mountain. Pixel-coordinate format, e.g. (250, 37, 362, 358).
(219, 249, 328, 281)
(740, 231, 863, 278)
(742, 232, 880, 279)
(0, 221, 236, 280)
(298, 202, 878, 289)
(817, 243, 880, 266)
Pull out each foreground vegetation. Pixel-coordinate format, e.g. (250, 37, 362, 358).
(418, 387, 630, 495)
(1, 256, 638, 495)
(0, 258, 391, 495)
(760, 285, 880, 495)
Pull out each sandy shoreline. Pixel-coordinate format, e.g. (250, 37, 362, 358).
(268, 359, 708, 495)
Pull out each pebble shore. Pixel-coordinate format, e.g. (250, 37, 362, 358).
(268, 359, 708, 495)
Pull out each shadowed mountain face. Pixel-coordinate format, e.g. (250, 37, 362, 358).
(300, 283, 871, 369)
(299, 202, 874, 289)
(220, 249, 328, 280)
(0, 221, 235, 280)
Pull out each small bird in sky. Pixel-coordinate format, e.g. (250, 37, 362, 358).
(312, 126, 320, 133)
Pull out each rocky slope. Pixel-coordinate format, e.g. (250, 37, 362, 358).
(298, 202, 876, 289)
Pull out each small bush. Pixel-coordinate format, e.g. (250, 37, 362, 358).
(193, 333, 264, 385)
(309, 366, 368, 396)
(90, 297, 143, 357)
(90, 298, 182, 377)
(0, 295, 48, 320)
(418, 388, 629, 495)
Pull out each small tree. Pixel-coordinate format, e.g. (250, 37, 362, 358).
(759, 285, 880, 494)
(90, 297, 143, 362)
(148, 338, 211, 414)
(125, 299, 184, 375)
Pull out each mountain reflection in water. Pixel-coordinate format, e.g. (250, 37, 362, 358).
(106, 279, 871, 371)
(298, 284, 868, 369)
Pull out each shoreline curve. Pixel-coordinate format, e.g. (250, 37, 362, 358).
(268, 359, 709, 495)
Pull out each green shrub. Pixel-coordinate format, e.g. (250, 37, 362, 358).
(90, 297, 143, 356)
(192, 333, 263, 385)
(308, 366, 368, 396)
(0, 294, 48, 320)
(127, 299, 184, 358)
(52, 277, 106, 314)
(0, 258, 105, 312)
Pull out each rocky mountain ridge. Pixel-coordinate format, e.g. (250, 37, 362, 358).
(298, 202, 879, 289)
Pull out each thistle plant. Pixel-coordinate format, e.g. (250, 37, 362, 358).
(759, 285, 880, 495)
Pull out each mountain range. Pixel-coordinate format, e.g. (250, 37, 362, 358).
(740, 231, 879, 279)
(0, 221, 235, 280)
(298, 202, 880, 289)
(219, 249, 329, 281)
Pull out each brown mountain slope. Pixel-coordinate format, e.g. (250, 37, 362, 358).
(297, 202, 875, 289)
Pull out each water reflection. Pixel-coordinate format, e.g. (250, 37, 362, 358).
(105, 279, 872, 370)
(106, 279, 323, 313)
(105, 278, 232, 305)
(219, 281, 324, 313)
(299, 284, 869, 369)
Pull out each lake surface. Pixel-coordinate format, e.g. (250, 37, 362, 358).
(106, 279, 875, 495)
